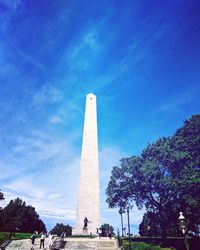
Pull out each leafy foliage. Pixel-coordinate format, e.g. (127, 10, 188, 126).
(139, 211, 180, 237)
(0, 197, 46, 233)
(51, 223, 72, 236)
(139, 212, 161, 236)
(0, 189, 4, 210)
(106, 115, 200, 237)
(0, 190, 4, 201)
(100, 223, 114, 236)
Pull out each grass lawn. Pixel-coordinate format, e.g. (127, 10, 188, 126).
(0, 232, 37, 245)
(123, 241, 175, 250)
(0, 232, 8, 245)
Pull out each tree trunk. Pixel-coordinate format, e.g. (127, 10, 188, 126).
(160, 219, 167, 247)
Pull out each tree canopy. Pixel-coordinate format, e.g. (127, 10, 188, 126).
(0, 189, 4, 210)
(51, 223, 72, 236)
(100, 223, 114, 236)
(0, 197, 46, 233)
(106, 115, 200, 237)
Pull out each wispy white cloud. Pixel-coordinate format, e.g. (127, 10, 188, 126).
(1, 137, 144, 233)
(66, 29, 101, 71)
(3, 189, 76, 222)
(16, 49, 47, 71)
(10, 135, 72, 163)
(40, 209, 75, 220)
(32, 84, 64, 107)
(83, 30, 99, 51)
(49, 115, 62, 124)
(0, 0, 21, 11)
(158, 86, 199, 113)
(0, 44, 19, 79)
(48, 194, 62, 200)
(99, 147, 124, 186)
(0, 162, 19, 181)
(5, 178, 46, 200)
(1, 129, 79, 226)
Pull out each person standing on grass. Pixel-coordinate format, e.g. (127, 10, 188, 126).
(40, 232, 46, 249)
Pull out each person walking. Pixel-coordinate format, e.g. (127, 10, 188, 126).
(108, 229, 112, 239)
(30, 233, 36, 249)
(98, 227, 102, 238)
(48, 232, 54, 249)
(40, 232, 46, 249)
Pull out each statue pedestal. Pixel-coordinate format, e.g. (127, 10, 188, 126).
(82, 227, 88, 235)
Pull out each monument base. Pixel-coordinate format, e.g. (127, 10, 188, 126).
(82, 227, 88, 235)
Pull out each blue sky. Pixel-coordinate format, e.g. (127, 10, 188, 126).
(0, 0, 200, 234)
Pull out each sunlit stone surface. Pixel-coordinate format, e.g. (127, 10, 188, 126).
(74, 93, 100, 235)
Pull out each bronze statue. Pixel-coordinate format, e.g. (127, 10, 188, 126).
(84, 217, 89, 228)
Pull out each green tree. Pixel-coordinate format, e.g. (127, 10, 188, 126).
(0, 197, 46, 233)
(169, 114, 200, 234)
(100, 223, 114, 237)
(0, 189, 4, 211)
(139, 211, 180, 237)
(106, 115, 200, 238)
(51, 223, 72, 236)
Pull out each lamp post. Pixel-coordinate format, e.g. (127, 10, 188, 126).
(123, 227, 127, 236)
(178, 212, 189, 250)
(178, 212, 187, 235)
(127, 207, 131, 250)
(119, 207, 124, 237)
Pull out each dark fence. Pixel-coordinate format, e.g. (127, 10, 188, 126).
(51, 238, 65, 250)
(123, 236, 200, 250)
(0, 240, 12, 250)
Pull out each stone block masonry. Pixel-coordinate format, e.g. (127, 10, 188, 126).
(74, 93, 100, 235)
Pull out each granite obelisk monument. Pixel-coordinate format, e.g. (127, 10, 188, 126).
(74, 93, 100, 235)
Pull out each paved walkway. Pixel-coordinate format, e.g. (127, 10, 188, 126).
(5, 238, 48, 249)
(5, 237, 119, 250)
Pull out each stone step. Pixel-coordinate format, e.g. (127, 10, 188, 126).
(5, 239, 49, 249)
(5, 239, 29, 249)
(65, 241, 97, 249)
(64, 240, 117, 249)
(98, 248, 118, 250)
(98, 241, 116, 247)
(4, 238, 119, 250)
